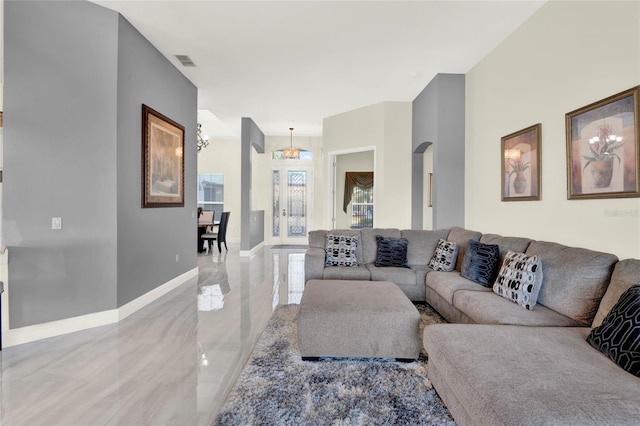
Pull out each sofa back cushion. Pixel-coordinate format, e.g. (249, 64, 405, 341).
(446, 227, 482, 271)
(479, 233, 532, 263)
(309, 230, 328, 249)
(361, 228, 401, 264)
(592, 259, 640, 328)
(401, 228, 450, 266)
(525, 241, 618, 326)
(309, 229, 363, 265)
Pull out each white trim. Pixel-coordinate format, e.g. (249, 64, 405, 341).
(240, 241, 263, 257)
(2, 267, 198, 348)
(118, 268, 198, 321)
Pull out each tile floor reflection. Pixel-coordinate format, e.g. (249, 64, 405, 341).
(0, 243, 306, 425)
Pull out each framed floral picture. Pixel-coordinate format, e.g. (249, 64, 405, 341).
(566, 86, 640, 199)
(142, 104, 185, 208)
(501, 123, 541, 201)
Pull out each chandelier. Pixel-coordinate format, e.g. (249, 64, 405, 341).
(589, 123, 622, 145)
(283, 127, 300, 159)
(197, 123, 209, 152)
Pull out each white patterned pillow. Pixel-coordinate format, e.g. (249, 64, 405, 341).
(493, 251, 543, 310)
(428, 239, 459, 272)
(325, 234, 359, 267)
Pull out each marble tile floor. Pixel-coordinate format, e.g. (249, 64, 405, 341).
(0, 243, 306, 425)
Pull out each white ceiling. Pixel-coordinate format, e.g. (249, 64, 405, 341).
(91, 0, 546, 137)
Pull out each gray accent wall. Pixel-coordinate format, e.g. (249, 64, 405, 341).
(240, 118, 265, 251)
(3, 1, 197, 328)
(116, 15, 197, 306)
(412, 74, 465, 230)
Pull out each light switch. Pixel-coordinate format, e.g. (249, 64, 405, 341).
(52, 217, 62, 230)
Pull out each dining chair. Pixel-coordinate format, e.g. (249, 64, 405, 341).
(202, 211, 230, 253)
(198, 210, 215, 253)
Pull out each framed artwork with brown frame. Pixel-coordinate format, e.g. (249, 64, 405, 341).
(501, 123, 541, 201)
(566, 86, 640, 200)
(142, 104, 185, 208)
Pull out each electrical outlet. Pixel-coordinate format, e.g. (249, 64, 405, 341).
(52, 217, 62, 230)
(176, 254, 179, 262)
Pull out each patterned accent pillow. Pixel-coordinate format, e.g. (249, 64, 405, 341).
(428, 239, 459, 272)
(493, 251, 543, 310)
(325, 234, 359, 267)
(374, 235, 409, 268)
(460, 240, 500, 287)
(587, 285, 640, 377)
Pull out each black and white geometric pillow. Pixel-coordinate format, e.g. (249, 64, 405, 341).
(428, 239, 459, 272)
(587, 285, 640, 378)
(493, 250, 543, 310)
(325, 234, 359, 267)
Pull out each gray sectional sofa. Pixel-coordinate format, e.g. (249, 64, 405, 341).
(305, 227, 640, 425)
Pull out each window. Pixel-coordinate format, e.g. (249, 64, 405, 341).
(351, 186, 373, 228)
(198, 173, 224, 220)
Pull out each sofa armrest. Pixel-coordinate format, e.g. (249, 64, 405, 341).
(305, 247, 325, 281)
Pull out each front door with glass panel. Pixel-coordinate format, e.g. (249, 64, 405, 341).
(271, 167, 313, 245)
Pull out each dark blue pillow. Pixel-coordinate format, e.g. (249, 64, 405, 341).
(587, 285, 640, 378)
(460, 239, 500, 287)
(375, 235, 409, 268)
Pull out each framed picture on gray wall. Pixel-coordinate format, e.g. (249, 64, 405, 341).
(142, 104, 185, 207)
(501, 123, 541, 201)
(566, 86, 640, 200)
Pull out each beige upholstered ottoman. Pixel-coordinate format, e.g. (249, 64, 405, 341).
(297, 279, 421, 361)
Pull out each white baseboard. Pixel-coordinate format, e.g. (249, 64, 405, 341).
(3, 267, 198, 348)
(240, 241, 264, 257)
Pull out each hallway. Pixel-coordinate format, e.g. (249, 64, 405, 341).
(0, 244, 306, 425)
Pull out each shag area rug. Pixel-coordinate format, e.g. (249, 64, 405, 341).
(213, 303, 455, 426)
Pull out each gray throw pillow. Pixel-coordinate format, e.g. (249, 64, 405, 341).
(493, 250, 543, 310)
(428, 239, 459, 272)
(325, 234, 359, 267)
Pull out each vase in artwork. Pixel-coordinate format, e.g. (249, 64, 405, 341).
(589, 157, 614, 188)
(513, 172, 526, 194)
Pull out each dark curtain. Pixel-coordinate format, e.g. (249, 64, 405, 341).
(343, 172, 374, 213)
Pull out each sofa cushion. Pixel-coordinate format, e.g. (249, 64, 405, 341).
(423, 324, 640, 426)
(526, 241, 618, 326)
(453, 290, 580, 327)
(587, 285, 640, 377)
(493, 251, 543, 310)
(323, 265, 371, 281)
(479, 233, 532, 262)
(325, 234, 359, 267)
(446, 227, 482, 271)
(374, 235, 409, 268)
(426, 271, 491, 305)
(308, 229, 328, 249)
(593, 259, 640, 328)
(360, 228, 401, 264)
(428, 239, 459, 272)
(460, 240, 500, 287)
(401, 228, 450, 266)
(367, 264, 418, 286)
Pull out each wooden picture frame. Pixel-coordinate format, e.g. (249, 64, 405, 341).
(501, 123, 541, 201)
(142, 104, 185, 208)
(566, 86, 640, 200)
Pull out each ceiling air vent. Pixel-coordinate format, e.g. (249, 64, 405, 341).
(175, 55, 196, 67)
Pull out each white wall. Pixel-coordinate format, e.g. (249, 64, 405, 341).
(323, 101, 412, 229)
(466, 0, 640, 259)
(335, 151, 375, 229)
(197, 138, 242, 241)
